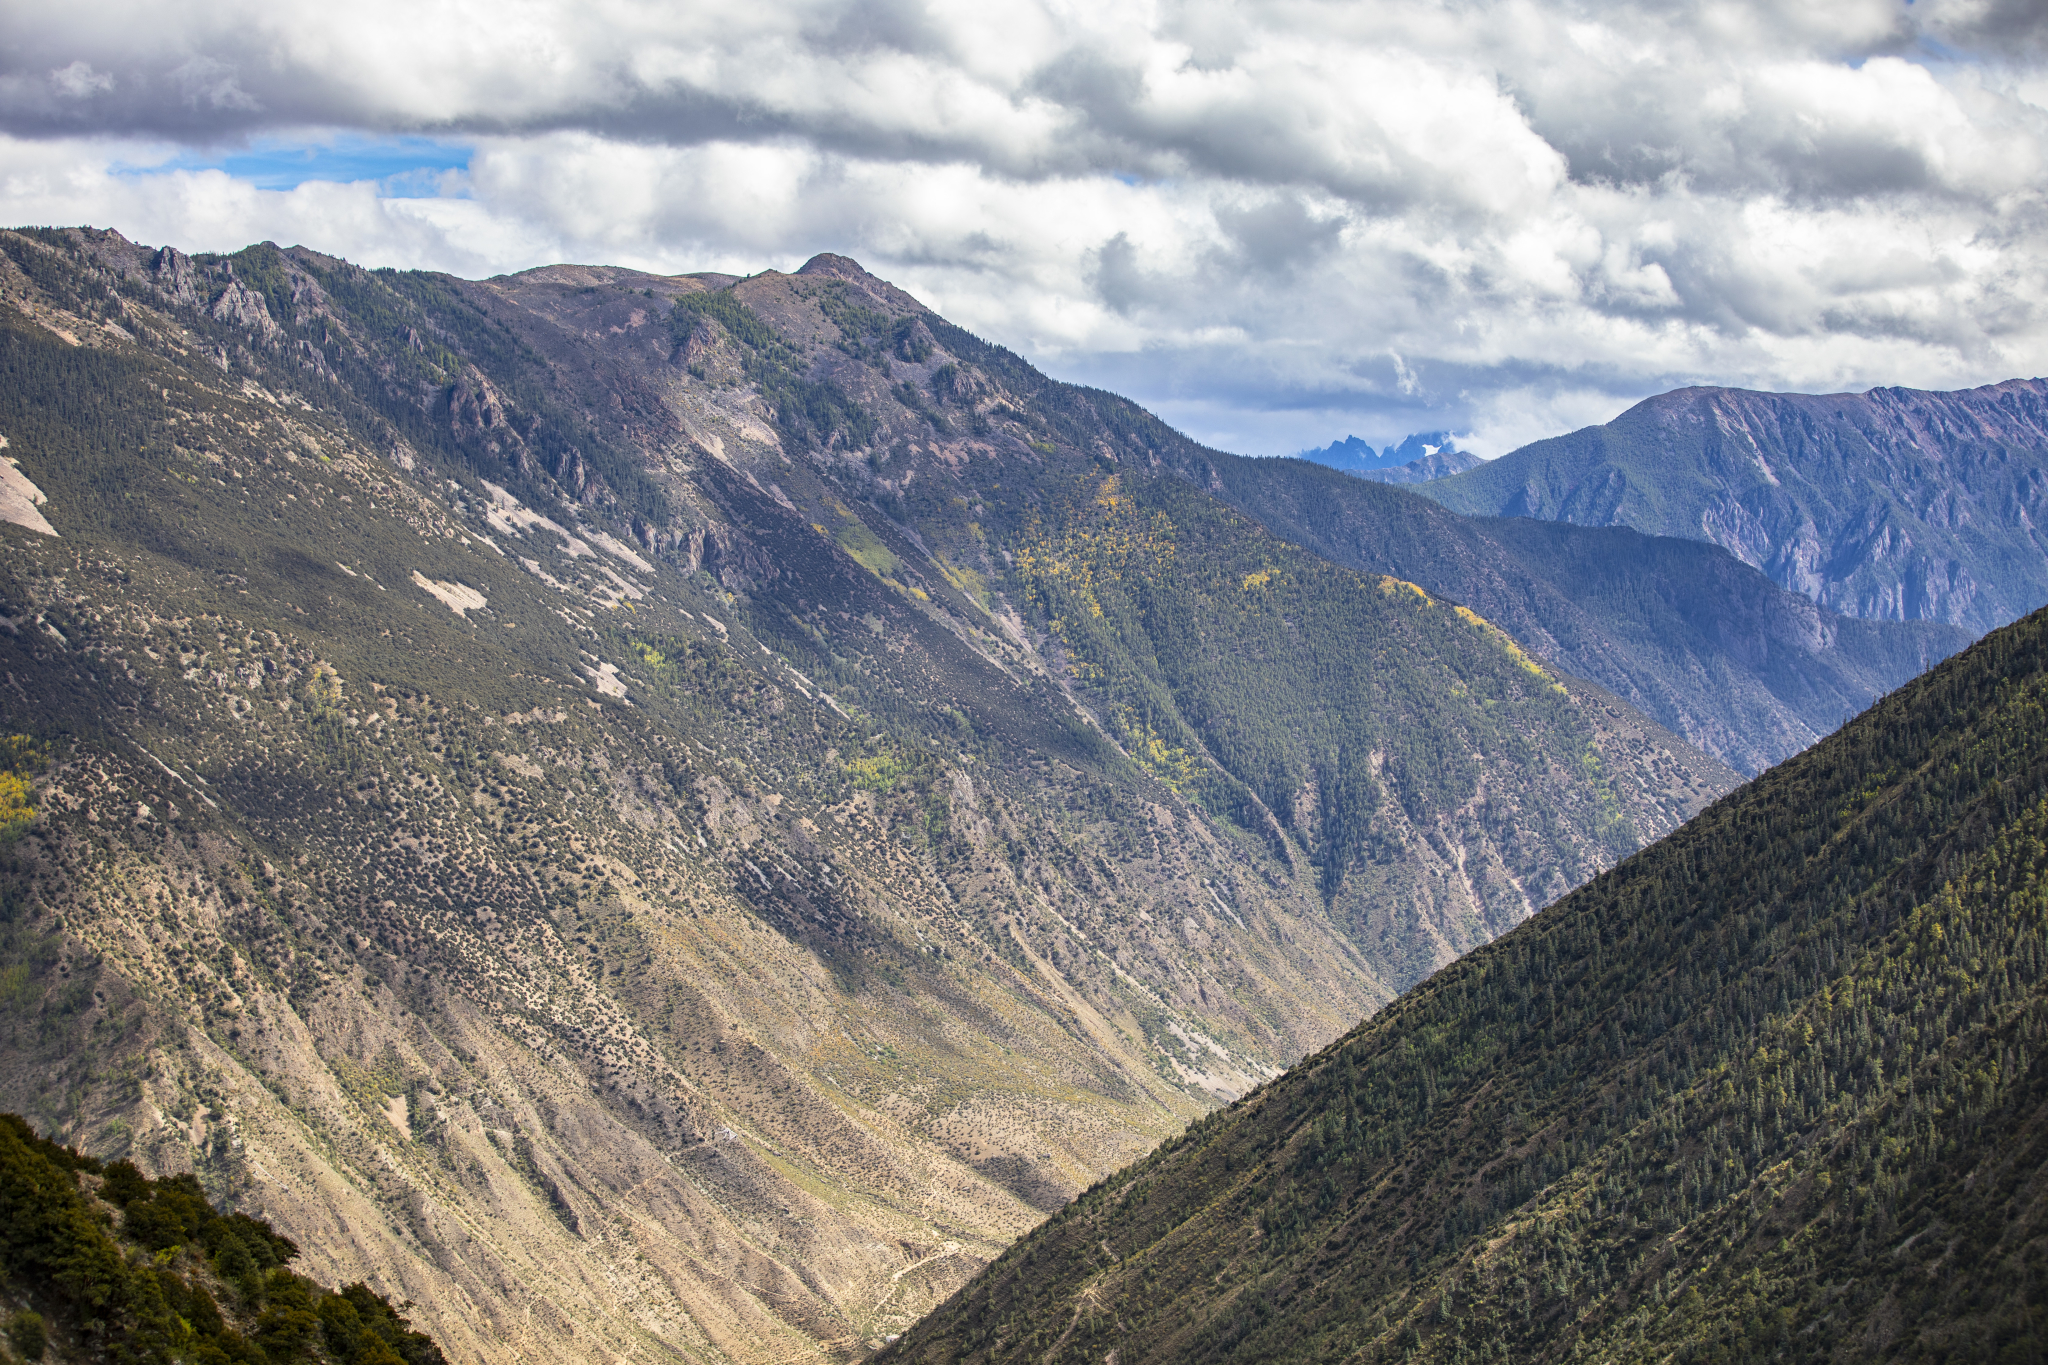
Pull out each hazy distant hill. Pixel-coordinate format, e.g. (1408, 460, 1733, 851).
(0, 228, 1737, 1364)
(883, 600, 2048, 1365)
(1418, 380, 2048, 634)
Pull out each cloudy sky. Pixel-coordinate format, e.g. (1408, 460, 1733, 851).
(4, 0, 2046, 456)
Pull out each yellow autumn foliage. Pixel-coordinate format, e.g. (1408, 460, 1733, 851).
(0, 735, 39, 841)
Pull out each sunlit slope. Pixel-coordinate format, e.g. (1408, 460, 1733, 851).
(0, 228, 1735, 1364)
(885, 605, 2048, 1365)
(0, 233, 1382, 1363)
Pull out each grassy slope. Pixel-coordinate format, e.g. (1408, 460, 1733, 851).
(883, 604, 2048, 1365)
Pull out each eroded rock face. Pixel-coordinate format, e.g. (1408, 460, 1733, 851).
(151, 245, 201, 306)
(208, 273, 282, 342)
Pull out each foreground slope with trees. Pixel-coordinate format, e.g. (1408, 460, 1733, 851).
(885, 605, 2048, 1364)
(0, 1113, 444, 1365)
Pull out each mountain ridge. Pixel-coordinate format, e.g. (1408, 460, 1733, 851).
(1417, 378, 2048, 635)
(1172, 455, 1970, 776)
(1292, 433, 1483, 485)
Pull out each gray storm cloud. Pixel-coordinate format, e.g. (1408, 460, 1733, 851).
(1, 0, 2044, 454)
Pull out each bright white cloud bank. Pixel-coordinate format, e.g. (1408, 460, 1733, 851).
(3, 0, 2046, 454)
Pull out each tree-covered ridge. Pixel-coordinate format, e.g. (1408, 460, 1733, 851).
(0, 1113, 443, 1365)
(882, 605, 2048, 1365)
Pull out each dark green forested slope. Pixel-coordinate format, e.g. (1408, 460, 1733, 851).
(883, 606, 2048, 1365)
(0, 1113, 443, 1365)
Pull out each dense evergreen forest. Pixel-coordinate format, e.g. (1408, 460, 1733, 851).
(883, 605, 2048, 1363)
(0, 1113, 444, 1364)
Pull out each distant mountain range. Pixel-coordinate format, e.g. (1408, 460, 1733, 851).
(883, 598, 2048, 1365)
(1295, 432, 1483, 484)
(1181, 457, 1967, 777)
(1418, 381, 2048, 635)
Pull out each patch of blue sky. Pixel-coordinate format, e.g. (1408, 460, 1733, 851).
(117, 135, 473, 197)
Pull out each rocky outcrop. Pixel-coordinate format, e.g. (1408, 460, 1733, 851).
(150, 244, 202, 306)
(207, 271, 281, 342)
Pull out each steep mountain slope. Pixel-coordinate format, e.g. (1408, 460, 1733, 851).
(1004, 470, 1735, 988)
(1195, 457, 1969, 775)
(1418, 380, 2048, 634)
(0, 227, 1734, 1364)
(883, 604, 2048, 1365)
(0, 1114, 447, 1365)
(399, 241, 1735, 986)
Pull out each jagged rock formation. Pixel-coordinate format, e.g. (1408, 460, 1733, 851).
(1295, 433, 1481, 484)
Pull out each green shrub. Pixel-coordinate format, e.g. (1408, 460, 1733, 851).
(7, 1309, 45, 1360)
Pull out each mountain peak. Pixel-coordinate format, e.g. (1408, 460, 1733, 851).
(1296, 431, 1480, 484)
(795, 251, 876, 282)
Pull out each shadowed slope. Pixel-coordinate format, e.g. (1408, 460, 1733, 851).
(1187, 454, 1967, 775)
